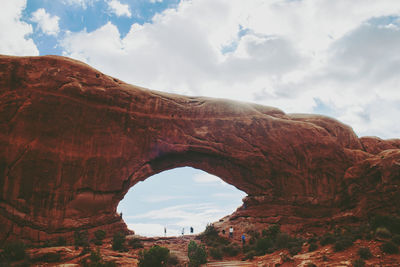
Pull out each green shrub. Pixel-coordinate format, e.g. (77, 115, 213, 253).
(3, 241, 27, 261)
(56, 236, 67, 246)
(93, 239, 103, 246)
(243, 250, 255, 260)
(392, 234, 400, 245)
(94, 230, 106, 241)
(81, 249, 117, 267)
(167, 253, 179, 266)
(138, 245, 170, 267)
(289, 246, 302, 255)
(247, 229, 260, 240)
(275, 233, 292, 249)
(112, 231, 126, 251)
(222, 244, 240, 257)
(380, 241, 399, 254)
(357, 247, 372, 259)
(376, 227, 392, 239)
(370, 215, 400, 235)
(209, 247, 222, 260)
(128, 238, 144, 249)
(352, 258, 365, 267)
(333, 236, 354, 252)
(74, 230, 89, 248)
(188, 241, 207, 267)
(34, 252, 61, 263)
(263, 224, 281, 240)
(203, 224, 219, 238)
(308, 243, 318, 252)
(320, 233, 336, 246)
(255, 238, 273, 255)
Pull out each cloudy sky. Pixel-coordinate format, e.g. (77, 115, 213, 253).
(1, 0, 400, 236)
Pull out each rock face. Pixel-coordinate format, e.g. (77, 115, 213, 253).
(0, 55, 399, 243)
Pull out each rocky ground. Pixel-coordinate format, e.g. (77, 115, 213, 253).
(2, 233, 399, 266)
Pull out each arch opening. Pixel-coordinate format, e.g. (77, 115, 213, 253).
(117, 167, 247, 237)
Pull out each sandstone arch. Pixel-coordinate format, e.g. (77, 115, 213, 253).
(1, 55, 399, 243)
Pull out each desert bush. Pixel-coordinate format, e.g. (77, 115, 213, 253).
(370, 215, 400, 235)
(352, 258, 365, 267)
(3, 240, 27, 261)
(56, 236, 67, 246)
(34, 252, 61, 263)
(308, 242, 318, 252)
(247, 229, 260, 240)
(222, 244, 240, 257)
(94, 230, 106, 241)
(275, 233, 292, 249)
(376, 227, 392, 239)
(128, 238, 144, 249)
(138, 245, 170, 267)
(203, 224, 219, 238)
(380, 241, 399, 254)
(112, 231, 126, 251)
(188, 241, 207, 267)
(243, 250, 255, 260)
(209, 247, 223, 260)
(320, 233, 336, 246)
(200, 224, 229, 247)
(167, 253, 179, 266)
(262, 224, 281, 240)
(255, 238, 273, 255)
(392, 234, 400, 245)
(289, 245, 302, 255)
(74, 230, 89, 248)
(81, 249, 117, 267)
(333, 236, 354, 252)
(357, 247, 372, 259)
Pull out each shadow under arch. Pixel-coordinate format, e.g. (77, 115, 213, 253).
(117, 167, 246, 237)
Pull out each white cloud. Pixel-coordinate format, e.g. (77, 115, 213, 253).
(125, 203, 234, 236)
(127, 223, 177, 237)
(107, 0, 131, 17)
(193, 173, 221, 184)
(63, 0, 97, 9)
(0, 0, 38, 56)
(149, 0, 163, 3)
(143, 195, 187, 203)
(31, 8, 60, 36)
(61, 0, 400, 139)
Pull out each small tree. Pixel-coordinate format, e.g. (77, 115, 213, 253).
(74, 230, 89, 248)
(188, 241, 207, 267)
(3, 241, 26, 261)
(381, 241, 399, 254)
(138, 245, 170, 267)
(112, 231, 126, 251)
(263, 224, 281, 240)
(128, 238, 144, 249)
(358, 247, 372, 259)
(94, 230, 106, 241)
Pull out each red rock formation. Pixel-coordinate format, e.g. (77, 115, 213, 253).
(0, 55, 399, 243)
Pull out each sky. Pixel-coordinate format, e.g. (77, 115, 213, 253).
(1, 0, 400, 236)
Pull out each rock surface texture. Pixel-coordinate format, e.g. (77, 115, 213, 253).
(0, 55, 399, 243)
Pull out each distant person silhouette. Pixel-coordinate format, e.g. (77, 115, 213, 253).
(164, 227, 167, 237)
(229, 226, 233, 238)
(222, 229, 226, 235)
(182, 228, 185, 237)
(190, 226, 194, 234)
(241, 234, 245, 245)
